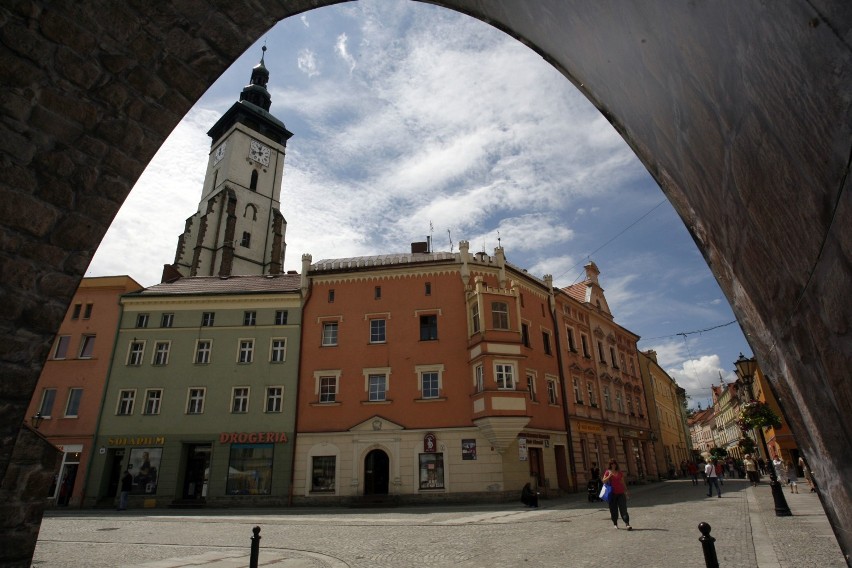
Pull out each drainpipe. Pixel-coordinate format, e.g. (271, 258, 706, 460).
(288, 255, 313, 506)
(546, 275, 578, 493)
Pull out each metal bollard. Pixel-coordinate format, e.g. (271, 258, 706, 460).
(249, 526, 261, 568)
(698, 522, 719, 568)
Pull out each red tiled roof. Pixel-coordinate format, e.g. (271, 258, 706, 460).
(135, 274, 301, 296)
(562, 282, 588, 302)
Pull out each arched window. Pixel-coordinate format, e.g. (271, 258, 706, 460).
(244, 204, 257, 221)
(250, 170, 258, 191)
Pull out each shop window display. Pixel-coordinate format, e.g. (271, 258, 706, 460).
(226, 443, 273, 495)
(419, 453, 445, 489)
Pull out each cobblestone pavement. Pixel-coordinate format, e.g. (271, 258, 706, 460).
(32, 478, 847, 567)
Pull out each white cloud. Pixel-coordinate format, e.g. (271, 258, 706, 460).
(300, 15, 309, 28)
(297, 49, 320, 77)
(664, 353, 735, 408)
(335, 33, 357, 74)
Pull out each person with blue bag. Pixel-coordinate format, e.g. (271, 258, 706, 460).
(601, 459, 632, 530)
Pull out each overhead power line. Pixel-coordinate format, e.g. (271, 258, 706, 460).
(641, 319, 738, 342)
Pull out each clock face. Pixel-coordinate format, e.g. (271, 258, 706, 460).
(249, 140, 271, 166)
(213, 142, 226, 165)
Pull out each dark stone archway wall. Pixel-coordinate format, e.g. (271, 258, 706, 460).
(0, 0, 848, 564)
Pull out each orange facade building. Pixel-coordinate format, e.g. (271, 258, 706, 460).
(25, 276, 142, 507)
(292, 243, 655, 503)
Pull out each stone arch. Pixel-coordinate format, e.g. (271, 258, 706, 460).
(0, 1, 849, 561)
(244, 203, 258, 221)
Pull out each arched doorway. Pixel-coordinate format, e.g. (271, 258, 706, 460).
(364, 449, 390, 495)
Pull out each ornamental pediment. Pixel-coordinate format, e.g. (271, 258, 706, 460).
(593, 326, 605, 338)
(349, 415, 404, 432)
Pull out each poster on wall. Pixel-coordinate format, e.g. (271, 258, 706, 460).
(462, 439, 477, 460)
(518, 437, 528, 461)
(128, 448, 162, 494)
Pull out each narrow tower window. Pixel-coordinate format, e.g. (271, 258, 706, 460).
(250, 170, 259, 191)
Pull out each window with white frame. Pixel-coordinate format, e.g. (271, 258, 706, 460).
(471, 302, 480, 333)
(616, 390, 624, 413)
(573, 377, 583, 404)
(195, 339, 211, 364)
(318, 375, 338, 403)
(64, 388, 83, 417)
(492, 301, 509, 329)
(117, 389, 135, 415)
(587, 381, 597, 406)
(160, 313, 174, 328)
(53, 335, 70, 359)
(238, 339, 254, 363)
(547, 379, 558, 404)
(38, 388, 56, 417)
(127, 341, 144, 366)
(153, 341, 170, 366)
(419, 314, 438, 341)
(201, 312, 215, 327)
(136, 313, 149, 328)
(370, 319, 386, 343)
(474, 364, 484, 393)
(367, 372, 388, 401)
(603, 386, 612, 410)
(187, 388, 205, 414)
(232, 387, 250, 413)
(79, 335, 96, 358)
(144, 389, 162, 415)
(244, 311, 256, 326)
(526, 373, 536, 401)
(274, 310, 288, 325)
(419, 453, 445, 489)
(495, 363, 515, 390)
(417, 364, 444, 399)
(322, 322, 338, 346)
(311, 456, 336, 492)
(265, 387, 283, 413)
(270, 338, 286, 362)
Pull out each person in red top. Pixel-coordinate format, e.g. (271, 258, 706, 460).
(602, 459, 631, 530)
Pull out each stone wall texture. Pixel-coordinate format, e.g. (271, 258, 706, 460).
(0, 1, 849, 565)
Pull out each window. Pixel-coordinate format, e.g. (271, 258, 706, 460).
(144, 389, 162, 415)
(319, 376, 337, 403)
(65, 388, 83, 417)
(547, 379, 558, 404)
(573, 377, 583, 404)
(201, 312, 215, 327)
(603, 386, 612, 410)
(38, 388, 56, 417)
(521, 323, 530, 347)
(274, 310, 288, 325)
(425, 282, 431, 296)
(616, 390, 624, 413)
(241, 231, 251, 248)
(53, 335, 70, 359)
(238, 339, 254, 363)
(117, 390, 135, 415)
(160, 313, 174, 328)
(327, 289, 335, 303)
(243, 311, 256, 326)
(526, 374, 536, 402)
(636, 396, 643, 416)
(232, 387, 250, 413)
(474, 365, 484, 393)
(610, 347, 619, 368)
(322, 322, 338, 346)
(420, 314, 438, 341)
(311, 456, 336, 492)
(587, 381, 597, 406)
(270, 338, 287, 363)
(598, 341, 606, 363)
(495, 363, 515, 390)
(419, 453, 445, 489)
(83, 303, 93, 319)
(127, 341, 144, 366)
(195, 340, 211, 364)
(492, 301, 509, 329)
(187, 388, 205, 414)
(470, 302, 480, 334)
(369, 319, 386, 343)
(627, 396, 634, 415)
(368, 373, 387, 401)
(417, 365, 444, 399)
(77, 335, 95, 358)
(153, 341, 170, 366)
(226, 443, 274, 495)
(542, 331, 552, 355)
(249, 170, 258, 191)
(71, 304, 81, 319)
(581, 335, 591, 358)
(136, 313, 149, 328)
(266, 387, 283, 413)
(566, 327, 576, 352)
(374, 286, 382, 299)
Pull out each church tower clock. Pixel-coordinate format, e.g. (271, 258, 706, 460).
(169, 46, 294, 279)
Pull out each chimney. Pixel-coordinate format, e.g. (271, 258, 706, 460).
(300, 254, 312, 296)
(644, 349, 658, 363)
(411, 241, 428, 254)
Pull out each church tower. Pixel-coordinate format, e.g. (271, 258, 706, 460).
(169, 47, 294, 279)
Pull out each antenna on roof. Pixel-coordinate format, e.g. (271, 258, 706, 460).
(447, 229, 454, 253)
(497, 230, 502, 249)
(429, 221, 434, 253)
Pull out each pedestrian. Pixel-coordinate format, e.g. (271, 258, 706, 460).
(785, 460, 799, 493)
(705, 459, 722, 498)
(687, 460, 699, 485)
(757, 457, 766, 475)
(602, 459, 631, 530)
(118, 467, 132, 511)
(521, 482, 539, 507)
(799, 455, 816, 492)
(590, 462, 602, 497)
(772, 456, 786, 483)
(743, 454, 760, 486)
(715, 460, 724, 485)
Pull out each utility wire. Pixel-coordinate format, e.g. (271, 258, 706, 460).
(641, 320, 738, 341)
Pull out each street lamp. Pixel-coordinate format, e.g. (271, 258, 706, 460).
(30, 412, 43, 429)
(734, 353, 792, 517)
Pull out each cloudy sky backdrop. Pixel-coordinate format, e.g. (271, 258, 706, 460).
(86, 1, 751, 408)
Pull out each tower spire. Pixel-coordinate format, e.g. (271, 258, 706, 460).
(240, 45, 272, 111)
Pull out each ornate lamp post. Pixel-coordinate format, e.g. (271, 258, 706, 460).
(734, 353, 791, 517)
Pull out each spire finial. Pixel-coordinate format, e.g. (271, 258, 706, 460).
(261, 43, 267, 64)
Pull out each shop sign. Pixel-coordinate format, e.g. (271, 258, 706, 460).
(218, 432, 288, 444)
(577, 421, 603, 433)
(423, 432, 437, 453)
(619, 429, 649, 440)
(518, 437, 528, 461)
(108, 436, 165, 446)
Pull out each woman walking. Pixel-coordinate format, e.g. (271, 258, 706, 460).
(602, 459, 632, 530)
(743, 454, 760, 486)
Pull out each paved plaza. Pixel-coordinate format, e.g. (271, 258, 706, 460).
(32, 479, 846, 567)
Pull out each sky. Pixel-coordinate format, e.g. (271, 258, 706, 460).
(85, 0, 751, 409)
